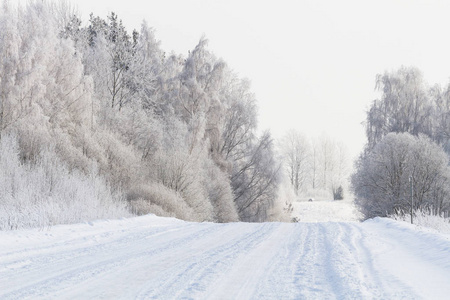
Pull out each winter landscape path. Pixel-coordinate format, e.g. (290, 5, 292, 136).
(1, 215, 450, 299)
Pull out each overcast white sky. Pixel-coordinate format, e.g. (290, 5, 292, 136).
(72, 0, 450, 160)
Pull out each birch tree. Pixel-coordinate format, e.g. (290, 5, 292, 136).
(365, 67, 433, 150)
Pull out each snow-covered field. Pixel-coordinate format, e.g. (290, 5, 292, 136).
(1, 213, 450, 299)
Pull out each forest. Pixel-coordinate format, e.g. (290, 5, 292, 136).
(0, 1, 289, 229)
(1, 1, 449, 230)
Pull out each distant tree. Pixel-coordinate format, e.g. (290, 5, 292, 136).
(310, 139, 319, 190)
(311, 135, 350, 197)
(279, 129, 310, 195)
(330, 142, 350, 200)
(317, 135, 334, 190)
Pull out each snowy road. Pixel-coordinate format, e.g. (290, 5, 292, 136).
(1, 215, 450, 299)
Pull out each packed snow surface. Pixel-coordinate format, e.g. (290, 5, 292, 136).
(1, 215, 450, 299)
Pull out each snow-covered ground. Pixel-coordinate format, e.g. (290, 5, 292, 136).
(1, 214, 450, 299)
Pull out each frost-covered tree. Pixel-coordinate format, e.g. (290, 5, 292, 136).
(129, 21, 164, 111)
(330, 142, 350, 200)
(429, 83, 450, 154)
(279, 129, 310, 195)
(365, 67, 434, 150)
(352, 133, 450, 219)
(317, 135, 335, 190)
(0, 2, 92, 163)
(49, 0, 79, 31)
(0, 1, 21, 133)
(310, 138, 319, 190)
(307, 135, 350, 199)
(231, 131, 281, 221)
(214, 75, 257, 166)
(176, 38, 226, 153)
(83, 12, 136, 110)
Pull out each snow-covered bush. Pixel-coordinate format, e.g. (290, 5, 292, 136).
(150, 149, 214, 222)
(128, 199, 174, 218)
(266, 179, 296, 222)
(333, 186, 344, 200)
(390, 209, 450, 234)
(0, 134, 131, 230)
(352, 133, 450, 219)
(127, 183, 196, 221)
(203, 159, 239, 223)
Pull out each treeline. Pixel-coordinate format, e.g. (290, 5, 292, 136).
(0, 1, 285, 229)
(352, 66, 450, 219)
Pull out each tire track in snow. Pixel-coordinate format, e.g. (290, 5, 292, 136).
(49, 222, 277, 299)
(319, 223, 411, 299)
(319, 222, 375, 299)
(0, 223, 216, 300)
(299, 222, 417, 299)
(292, 223, 336, 299)
(137, 222, 282, 299)
(360, 220, 450, 298)
(290, 223, 313, 298)
(338, 223, 385, 297)
(0, 224, 176, 272)
(251, 223, 308, 299)
(342, 223, 416, 298)
(203, 223, 294, 300)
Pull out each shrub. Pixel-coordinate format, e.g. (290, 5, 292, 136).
(333, 186, 344, 200)
(390, 208, 450, 234)
(127, 183, 196, 221)
(0, 134, 131, 230)
(352, 133, 450, 219)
